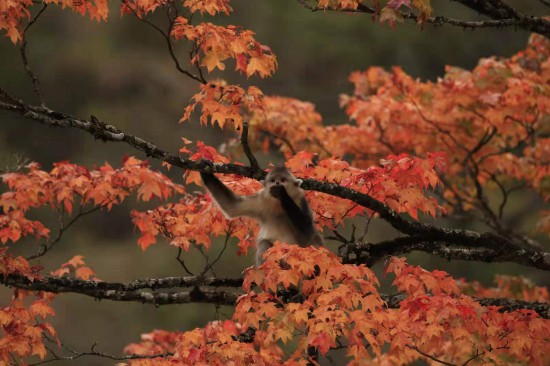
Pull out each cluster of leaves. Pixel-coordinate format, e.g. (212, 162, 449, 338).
(286, 151, 445, 222)
(182, 83, 266, 130)
(246, 34, 550, 234)
(50, 255, 98, 280)
(171, 18, 277, 77)
(0, 0, 111, 43)
(313, 0, 432, 27)
(0, 156, 182, 280)
(123, 248, 550, 365)
(0, 0, 33, 43)
(459, 275, 550, 303)
(0, 290, 57, 363)
(0, 254, 98, 363)
(0, 157, 182, 245)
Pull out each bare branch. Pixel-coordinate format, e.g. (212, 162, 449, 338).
(176, 247, 195, 276)
(258, 129, 298, 155)
(201, 230, 231, 276)
(120, 0, 206, 84)
(20, 4, 48, 106)
(240, 121, 261, 176)
(26, 204, 106, 260)
(0, 155, 29, 174)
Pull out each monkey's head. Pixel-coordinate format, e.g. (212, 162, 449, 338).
(262, 166, 302, 189)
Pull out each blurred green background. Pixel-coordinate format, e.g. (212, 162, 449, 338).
(0, 1, 548, 365)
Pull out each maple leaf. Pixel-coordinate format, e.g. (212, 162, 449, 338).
(29, 301, 56, 319)
(380, 7, 403, 28)
(201, 51, 228, 72)
(387, 0, 412, 9)
(247, 55, 276, 78)
(184, 0, 233, 16)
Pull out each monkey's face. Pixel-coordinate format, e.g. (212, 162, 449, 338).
(263, 171, 302, 190)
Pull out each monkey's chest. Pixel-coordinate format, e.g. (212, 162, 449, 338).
(258, 199, 301, 244)
(258, 216, 299, 244)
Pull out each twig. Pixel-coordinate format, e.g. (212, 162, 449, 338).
(201, 230, 231, 276)
(30, 346, 172, 366)
(259, 129, 297, 155)
(240, 121, 261, 175)
(176, 247, 195, 276)
(20, 4, 48, 106)
(120, 0, 206, 84)
(26, 204, 106, 260)
(0, 155, 29, 174)
(406, 345, 455, 366)
(461, 349, 485, 366)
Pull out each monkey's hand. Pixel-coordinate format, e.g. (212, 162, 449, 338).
(269, 185, 287, 199)
(199, 159, 216, 183)
(200, 171, 216, 183)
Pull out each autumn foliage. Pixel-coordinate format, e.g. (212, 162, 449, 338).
(0, 0, 550, 365)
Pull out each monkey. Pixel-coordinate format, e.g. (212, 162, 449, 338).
(200, 166, 323, 266)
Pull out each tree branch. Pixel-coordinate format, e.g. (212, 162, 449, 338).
(341, 236, 549, 270)
(1, 273, 243, 291)
(0, 90, 549, 271)
(1, 273, 548, 318)
(298, 1, 550, 37)
(1, 273, 240, 306)
(240, 121, 261, 176)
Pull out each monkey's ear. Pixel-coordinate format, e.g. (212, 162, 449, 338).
(296, 179, 303, 187)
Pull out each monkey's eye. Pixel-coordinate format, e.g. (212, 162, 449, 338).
(280, 178, 286, 183)
(270, 179, 276, 183)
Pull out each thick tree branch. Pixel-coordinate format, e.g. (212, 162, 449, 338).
(1, 273, 548, 318)
(340, 237, 550, 270)
(1, 273, 243, 291)
(1, 273, 239, 306)
(0, 90, 549, 271)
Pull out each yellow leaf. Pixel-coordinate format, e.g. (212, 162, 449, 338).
(202, 51, 227, 72)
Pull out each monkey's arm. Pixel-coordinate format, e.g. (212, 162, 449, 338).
(270, 186, 316, 237)
(201, 172, 259, 219)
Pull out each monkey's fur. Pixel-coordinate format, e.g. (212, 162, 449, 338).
(200, 166, 323, 265)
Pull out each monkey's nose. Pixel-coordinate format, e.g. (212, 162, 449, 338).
(276, 182, 280, 185)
